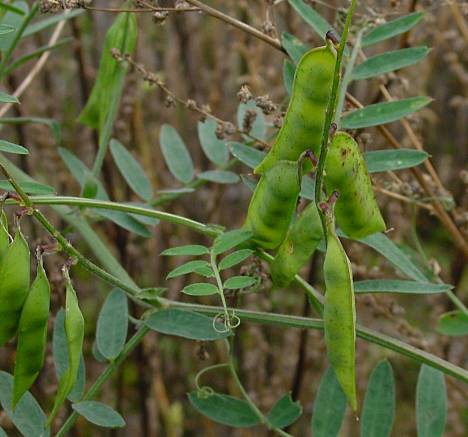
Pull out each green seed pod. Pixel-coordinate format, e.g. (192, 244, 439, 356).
(13, 256, 51, 409)
(243, 160, 303, 250)
(47, 272, 84, 425)
(255, 45, 336, 175)
(325, 132, 385, 239)
(0, 228, 30, 346)
(270, 202, 323, 287)
(323, 206, 357, 411)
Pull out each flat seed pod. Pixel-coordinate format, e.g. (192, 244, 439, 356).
(255, 45, 336, 174)
(13, 257, 51, 408)
(243, 160, 302, 250)
(0, 228, 30, 346)
(47, 273, 84, 425)
(323, 208, 357, 410)
(325, 132, 385, 238)
(270, 202, 323, 287)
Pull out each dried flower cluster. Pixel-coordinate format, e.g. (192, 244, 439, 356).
(39, 0, 90, 13)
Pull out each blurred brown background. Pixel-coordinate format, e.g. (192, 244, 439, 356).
(0, 0, 467, 435)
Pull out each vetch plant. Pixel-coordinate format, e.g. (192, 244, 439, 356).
(0, 0, 465, 436)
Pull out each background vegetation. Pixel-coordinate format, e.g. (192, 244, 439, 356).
(0, 0, 467, 436)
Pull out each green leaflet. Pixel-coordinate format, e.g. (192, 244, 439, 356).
(188, 392, 260, 428)
(416, 365, 447, 437)
(311, 367, 346, 437)
(362, 12, 424, 47)
(360, 360, 395, 437)
(72, 401, 125, 428)
(0, 371, 49, 437)
(0, 1, 29, 52)
(437, 310, 468, 336)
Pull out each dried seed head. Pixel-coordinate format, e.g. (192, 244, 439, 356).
(261, 20, 275, 36)
(201, 104, 211, 114)
(110, 48, 123, 62)
(390, 301, 405, 316)
(195, 341, 210, 361)
(215, 121, 236, 139)
(237, 85, 253, 103)
(374, 17, 386, 26)
(242, 109, 257, 133)
(224, 122, 236, 136)
(273, 114, 283, 128)
(454, 209, 468, 226)
(400, 182, 414, 197)
(428, 258, 441, 276)
(153, 11, 169, 24)
(175, 0, 190, 8)
(255, 94, 277, 115)
(39, 0, 90, 12)
(186, 99, 198, 111)
(164, 95, 176, 108)
(144, 71, 160, 84)
(215, 122, 226, 140)
(460, 169, 468, 184)
(358, 132, 371, 147)
(199, 105, 211, 122)
(39, 0, 59, 12)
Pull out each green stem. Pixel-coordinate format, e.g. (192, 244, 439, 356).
(25, 195, 220, 237)
(55, 325, 150, 437)
(314, 0, 357, 239)
(225, 340, 293, 437)
(210, 250, 232, 330)
(226, 340, 264, 422)
(335, 28, 364, 128)
(410, 203, 431, 271)
(194, 363, 229, 391)
(167, 301, 468, 383)
(445, 290, 468, 315)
